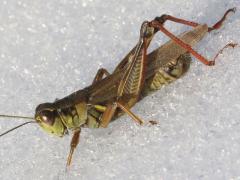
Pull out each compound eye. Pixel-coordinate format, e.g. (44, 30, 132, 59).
(40, 110, 55, 126)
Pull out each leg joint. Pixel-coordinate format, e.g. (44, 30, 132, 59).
(154, 14, 169, 24)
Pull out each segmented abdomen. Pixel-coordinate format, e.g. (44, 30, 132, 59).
(148, 69, 176, 89)
(143, 53, 191, 95)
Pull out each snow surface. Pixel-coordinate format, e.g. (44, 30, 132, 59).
(0, 0, 240, 180)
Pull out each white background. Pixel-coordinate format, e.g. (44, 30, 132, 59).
(0, 0, 239, 179)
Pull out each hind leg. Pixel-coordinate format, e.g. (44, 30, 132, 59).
(92, 68, 110, 84)
(154, 8, 236, 31)
(150, 8, 236, 66)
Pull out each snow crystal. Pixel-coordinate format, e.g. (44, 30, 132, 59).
(0, 0, 240, 179)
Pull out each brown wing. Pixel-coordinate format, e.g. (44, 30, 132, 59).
(54, 24, 208, 108)
(145, 24, 208, 78)
(90, 24, 208, 103)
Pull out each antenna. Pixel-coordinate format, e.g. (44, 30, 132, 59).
(0, 114, 36, 137)
(0, 121, 36, 137)
(0, 114, 34, 120)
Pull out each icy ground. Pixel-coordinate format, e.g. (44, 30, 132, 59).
(0, 0, 240, 179)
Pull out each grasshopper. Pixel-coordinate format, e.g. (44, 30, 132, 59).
(0, 8, 237, 167)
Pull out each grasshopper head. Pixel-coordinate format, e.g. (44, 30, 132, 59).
(35, 103, 67, 137)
